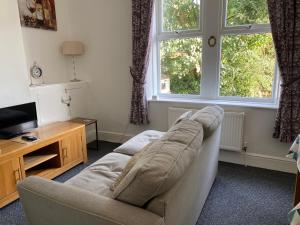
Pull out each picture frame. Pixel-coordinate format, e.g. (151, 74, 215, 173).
(17, 0, 57, 31)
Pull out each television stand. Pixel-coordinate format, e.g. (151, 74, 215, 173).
(0, 131, 31, 140)
(0, 121, 87, 208)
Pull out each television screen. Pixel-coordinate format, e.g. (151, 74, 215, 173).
(0, 102, 38, 139)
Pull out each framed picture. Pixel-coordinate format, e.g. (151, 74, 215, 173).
(17, 0, 57, 31)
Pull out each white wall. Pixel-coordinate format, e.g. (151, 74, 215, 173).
(21, 0, 72, 84)
(30, 81, 89, 125)
(67, 0, 143, 135)
(0, 0, 31, 108)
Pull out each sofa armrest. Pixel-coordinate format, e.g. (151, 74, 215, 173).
(17, 177, 164, 225)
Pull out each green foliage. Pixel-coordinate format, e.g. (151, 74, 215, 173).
(220, 34, 275, 97)
(161, 38, 202, 94)
(227, 0, 269, 26)
(161, 0, 275, 98)
(163, 0, 200, 31)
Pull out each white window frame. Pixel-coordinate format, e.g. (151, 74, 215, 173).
(152, 0, 280, 105)
(155, 0, 204, 101)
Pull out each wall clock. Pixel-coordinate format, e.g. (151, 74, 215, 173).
(208, 36, 217, 47)
(31, 64, 43, 79)
(30, 62, 45, 86)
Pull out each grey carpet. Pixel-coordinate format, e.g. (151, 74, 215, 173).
(198, 162, 294, 225)
(0, 141, 295, 225)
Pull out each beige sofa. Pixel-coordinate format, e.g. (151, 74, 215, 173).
(17, 107, 223, 225)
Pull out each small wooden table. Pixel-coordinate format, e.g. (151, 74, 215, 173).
(70, 118, 99, 151)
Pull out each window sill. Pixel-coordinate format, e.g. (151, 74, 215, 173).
(149, 97, 279, 110)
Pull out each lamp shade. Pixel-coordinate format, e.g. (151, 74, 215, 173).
(62, 41, 85, 56)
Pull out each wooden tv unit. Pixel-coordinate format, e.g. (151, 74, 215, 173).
(0, 121, 88, 208)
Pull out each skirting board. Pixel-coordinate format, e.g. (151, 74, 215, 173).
(87, 130, 297, 174)
(86, 129, 133, 144)
(219, 150, 297, 174)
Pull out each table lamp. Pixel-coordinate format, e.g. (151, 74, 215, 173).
(62, 41, 85, 82)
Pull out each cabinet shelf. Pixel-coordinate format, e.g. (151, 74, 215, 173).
(24, 154, 58, 171)
(26, 167, 58, 177)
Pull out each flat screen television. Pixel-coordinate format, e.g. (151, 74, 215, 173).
(0, 102, 38, 139)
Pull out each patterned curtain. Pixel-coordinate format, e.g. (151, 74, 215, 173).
(129, 0, 154, 125)
(267, 0, 300, 142)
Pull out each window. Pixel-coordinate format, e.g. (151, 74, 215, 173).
(154, 0, 279, 103)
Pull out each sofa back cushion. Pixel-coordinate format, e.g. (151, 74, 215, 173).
(190, 105, 224, 137)
(162, 119, 203, 150)
(171, 111, 193, 127)
(112, 119, 204, 207)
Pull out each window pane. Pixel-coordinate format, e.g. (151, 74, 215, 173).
(226, 0, 269, 26)
(220, 33, 276, 98)
(163, 0, 201, 32)
(160, 38, 202, 95)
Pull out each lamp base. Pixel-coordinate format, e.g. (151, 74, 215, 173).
(70, 78, 81, 82)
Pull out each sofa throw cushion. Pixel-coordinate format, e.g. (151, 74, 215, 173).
(171, 111, 193, 127)
(113, 130, 165, 156)
(190, 105, 224, 138)
(112, 119, 204, 207)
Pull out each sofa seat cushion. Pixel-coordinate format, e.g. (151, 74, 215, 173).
(114, 130, 165, 156)
(65, 152, 131, 198)
(112, 119, 204, 207)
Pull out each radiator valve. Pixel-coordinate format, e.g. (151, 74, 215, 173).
(242, 142, 248, 152)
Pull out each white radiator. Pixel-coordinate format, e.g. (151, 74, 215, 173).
(168, 107, 245, 152)
(220, 112, 245, 152)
